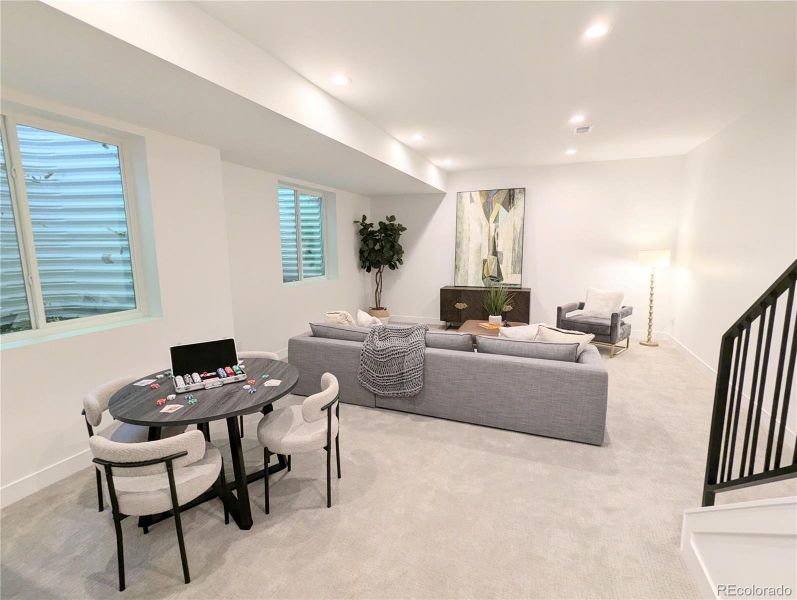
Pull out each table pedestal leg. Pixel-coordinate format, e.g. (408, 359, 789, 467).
(225, 416, 253, 530)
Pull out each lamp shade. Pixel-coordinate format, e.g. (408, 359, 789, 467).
(638, 250, 671, 269)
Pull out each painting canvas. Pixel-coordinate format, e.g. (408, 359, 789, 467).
(455, 188, 525, 287)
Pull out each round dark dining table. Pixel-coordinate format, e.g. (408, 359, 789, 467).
(109, 358, 299, 530)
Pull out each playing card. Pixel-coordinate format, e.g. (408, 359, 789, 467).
(263, 379, 282, 387)
(160, 404, 183, 413)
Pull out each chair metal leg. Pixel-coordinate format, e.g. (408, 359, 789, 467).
(287, 455, 291, 472)
(239, 415, 244, 438)
(166, 463, 190, 585)
(263, 448, 270, 515)
(335, 434, 341, 479)
(326, 445, 331, 508)
(335, 402, 341, 479)
(112, 514, 125, 591)
(95, 469, 104, 512)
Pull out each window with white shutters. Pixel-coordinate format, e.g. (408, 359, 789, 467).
(0, 113, 141, 339)
(278, 185, 325, 283)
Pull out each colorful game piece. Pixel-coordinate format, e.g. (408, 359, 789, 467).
(248, 387, 257, 394)
(167, 394, 176, 401)
(243, 384, 251, 390)
(247, 379, 256, 384)
(164, 370, 172, 376)
(156, 374, 164, 379)
(150, 383, 160, 390)
(262, 374, 270, 379)
(186, 394, 194, 401)
(232, 365, 243, 375)
(156, 398, 166, 406)
(187, 398, 198, 406)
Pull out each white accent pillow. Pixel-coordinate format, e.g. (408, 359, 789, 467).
(498, 323, 544, 341)
(582, 287, 624, 318)
(357, 309, 382, 327)
(536, 325, 595, 355)
(324, 310, 354, 326)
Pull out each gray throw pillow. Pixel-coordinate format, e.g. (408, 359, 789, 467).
(475, 336, 579, 362)
(425, 331, 473, 352)
(309, 322, 370, 342)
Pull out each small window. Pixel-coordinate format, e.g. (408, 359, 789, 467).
(0, 114, 141, 337)
(278, 185, 325, 283)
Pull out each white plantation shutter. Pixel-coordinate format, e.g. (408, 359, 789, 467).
(278, 185, 325, 282)
(0, 132, 32, 333)
(278, 187, 299, 283)
(16, 124, 136, 322)
(299, 193, 324, 278)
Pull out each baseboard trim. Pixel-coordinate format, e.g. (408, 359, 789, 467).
(1, 448, 91, 509)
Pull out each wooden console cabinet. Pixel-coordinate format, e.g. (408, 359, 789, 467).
(440, 286, 531, 326)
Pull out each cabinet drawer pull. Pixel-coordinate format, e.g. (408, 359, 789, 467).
(503, 304, 513, 312)
(454, 302, 468, 310)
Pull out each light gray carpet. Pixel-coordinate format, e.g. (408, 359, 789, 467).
(2, 340, 790, 599)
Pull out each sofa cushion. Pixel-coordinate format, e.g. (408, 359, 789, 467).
(498, 323, 543, 341)
(309, 322, 370, 342)
(536, 325, 595, 355)
(357, 309, 383, 327)
(475, 336, 579, 362)
(582, 287, 623, 318)
(560, 313, 614, 336)
(425, 331, 473, 352)
(323, 310, 354, 325)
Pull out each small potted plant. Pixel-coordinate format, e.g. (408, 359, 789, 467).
(483, 284, 515, 325)
(354, 215, 407, 321)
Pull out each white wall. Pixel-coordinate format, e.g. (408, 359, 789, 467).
(0, 95, 236, 507)
(371, 156, 685, 333)
(673, 85, 797, 369)
(222, 162, 370, 354)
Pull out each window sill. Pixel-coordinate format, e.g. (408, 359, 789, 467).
(282, 275, 333, 287)
(1, 314, 161, 351)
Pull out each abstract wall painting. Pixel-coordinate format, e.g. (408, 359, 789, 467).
(454, 188, 525, 287)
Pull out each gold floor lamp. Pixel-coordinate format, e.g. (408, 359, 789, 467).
(638, 250, 671, 347)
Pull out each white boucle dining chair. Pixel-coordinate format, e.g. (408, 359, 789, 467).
(90, 430, 226, 592)
(257, 372, 340, 513)
(82, 376, 186, 512)
(236, 350, 280, 437)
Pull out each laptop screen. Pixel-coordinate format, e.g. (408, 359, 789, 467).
(170, 338, 238, 376)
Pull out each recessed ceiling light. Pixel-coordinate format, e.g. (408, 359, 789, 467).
(442, 159, 453, 166)
(565, 148, 577, 156)
(412, 133, 425, 141)
(584, 23, 610, 39)
(569, 113, 586, 124)
(331, 74, 351, 86)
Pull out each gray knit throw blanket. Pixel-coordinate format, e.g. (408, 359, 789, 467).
(358, 324, 428, 397)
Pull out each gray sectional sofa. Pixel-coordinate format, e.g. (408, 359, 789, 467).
(288, 325, 609, 446)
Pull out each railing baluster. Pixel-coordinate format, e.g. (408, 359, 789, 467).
(774, 306, 797, 468)
(720, 333, 743, 482)
(727, 323, 750, 482)
(703, 260, 797, 506)
(749, 298, 777, 475)
(765, 281, 795, 471)
(740, 310, 767, 477)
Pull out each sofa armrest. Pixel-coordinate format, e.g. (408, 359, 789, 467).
(557, 302, 583, 327)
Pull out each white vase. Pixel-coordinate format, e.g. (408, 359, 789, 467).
(488, 315, 502, 325)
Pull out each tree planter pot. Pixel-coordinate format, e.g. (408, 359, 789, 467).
(488, 315, 503, 325)
(369, 308, 390, 323)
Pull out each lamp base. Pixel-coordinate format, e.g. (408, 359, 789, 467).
(639, 340, 659, 347)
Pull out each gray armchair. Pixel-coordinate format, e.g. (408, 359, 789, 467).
(557, 302, 633, 357)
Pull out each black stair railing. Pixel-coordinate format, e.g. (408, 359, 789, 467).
(703, 259, 797, 506)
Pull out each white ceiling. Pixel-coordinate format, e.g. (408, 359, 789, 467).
(0, 1, 442, 196)
(197, 1, 796, 171)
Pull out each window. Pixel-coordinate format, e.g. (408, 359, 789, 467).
(0, 114, 140, 337)
(278, 185, 326, 283)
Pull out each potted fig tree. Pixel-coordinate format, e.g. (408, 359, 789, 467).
(354, 215, 407, 322)
(483, 283, 515, 325)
